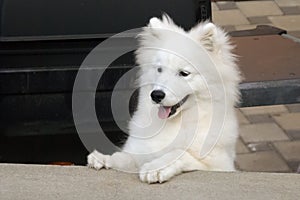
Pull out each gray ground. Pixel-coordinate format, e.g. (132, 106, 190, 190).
(0, 164, 299, 200)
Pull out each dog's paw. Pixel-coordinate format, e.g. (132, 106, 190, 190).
(139, 162, 179, 184)
(87, 150, 111, 170)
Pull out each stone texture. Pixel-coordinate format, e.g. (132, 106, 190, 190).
(286, 131, 300, 140)
(273, 113, 300, 131)
(246, 114, 274, 124)
(211, 2, 219, 11)
(273, 140, 300, 161)
(289, 31, 300, 38)
(247, 142, 273, 152)
(248, 16, 272, 24)
(269, 15, 300, 31)
(237, 1, 283, 17)
(240, 105, 288, 116)
(236, 151, 290, 172)
(236, 109, 250, 125)
(234, 24, 257, 31)
(280, 6, 300, 15)
(275, 0, 300, 7)
(217, 1, 237, 10)
(236, 138, 249, 154)
(286, 103, 300, 112)
(287, 161, 300, 172)
(213, 10, 249, 26)
(240, 123, 289, 143)
(1, 164, 300, 200)
(221, 25, 236, 32)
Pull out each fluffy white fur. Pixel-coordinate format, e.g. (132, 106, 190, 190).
(88, 15, 241, 183)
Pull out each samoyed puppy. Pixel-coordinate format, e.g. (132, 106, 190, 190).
(88, 15, 241, 183)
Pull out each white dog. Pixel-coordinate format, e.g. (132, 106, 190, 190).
(88, 15, 241, 183)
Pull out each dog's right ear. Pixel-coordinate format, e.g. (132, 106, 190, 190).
(148, 15, 175, 29)
(140, 15, 181, 42)
(145, 17, 163, 39)
(148, 17, 163, 29)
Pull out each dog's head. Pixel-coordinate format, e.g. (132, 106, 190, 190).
(135, 15, 240, 119)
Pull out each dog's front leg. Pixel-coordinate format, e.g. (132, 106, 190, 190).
(87, 150, 137, 172)
(139, 149, 208, 184)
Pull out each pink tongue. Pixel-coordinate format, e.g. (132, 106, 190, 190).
(158, 106, 171, 119)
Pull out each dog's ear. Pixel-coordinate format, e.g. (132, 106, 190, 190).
(147, 15, 175, 39)
(148, 15, 175, 29)
(148, 17, 163, 29)
(189, 22, 218, 52)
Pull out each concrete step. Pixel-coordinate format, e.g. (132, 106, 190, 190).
(0, 164, 299, 200)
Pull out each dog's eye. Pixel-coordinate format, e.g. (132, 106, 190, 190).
(157, 67, 162, 73)
(179, 70, 190, 77)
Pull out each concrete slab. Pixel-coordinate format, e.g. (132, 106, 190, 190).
(0, 164, 299, 200)
(273, 113, 300, 131)
(237, 1, 283, 17)
(236, 151, 290, 172)
(236, 138, 250, 154)
(273, 140, 300, 161)
(269, 15, 300, 31)
(275, 0, 300, 7)
(212, 10, 249, 26)
(239, 123, 289, 143)
(240, 105, 288, 116)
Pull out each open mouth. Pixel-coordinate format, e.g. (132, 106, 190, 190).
(158, 95, 189, 119)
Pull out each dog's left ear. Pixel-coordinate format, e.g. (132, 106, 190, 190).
(189, 22, 218, 52)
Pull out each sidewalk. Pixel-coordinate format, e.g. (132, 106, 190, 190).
(235, 104, 300, 173)
(212, 0, 300, 38)
(211, 0, 300, 173)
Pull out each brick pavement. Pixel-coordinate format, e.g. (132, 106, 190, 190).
(212, 0, 300, 37)
(235, 104, 300, 172)
(211, 0, 300, 173)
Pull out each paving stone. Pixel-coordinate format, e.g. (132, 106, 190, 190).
(222, 25, 235, 32)
(273, 113, 300, 131)
(236, 109, 250, 125)
(234, 24, 257, 31)
(236, 138, 249, 154)
(273, 140, 300, 161)
(240, 105, 288, 116)
(211, 2, 219, 11)
(286, 103, 300, 113)
(269, 15, 300, 31)
(236, 151, 290, 172)
(246, 114, 274, 124)
(289, 31, 300, 38)
(248, 16, 272, 24)
(280, 6, 300, 15)
(275, 0, 300, 7)
(221, 25, 236, 32)
(287, 161, 300, 172)
(240, 123, 289, 143)
(212, 10, 249, 26)
(286, 131, 300, 140)
(247, 142, 273, 152)
(217, 1, 237, 10)
(237, 1, 283, 17)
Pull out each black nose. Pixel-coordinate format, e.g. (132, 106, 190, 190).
(151, 90, 165, 103)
